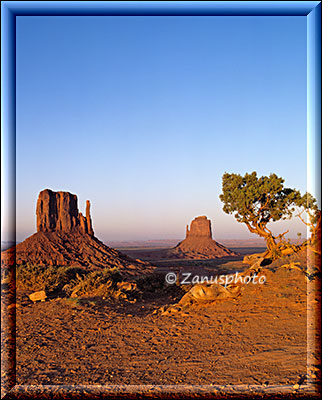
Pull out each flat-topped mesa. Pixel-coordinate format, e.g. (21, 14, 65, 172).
(186, 216, 212, 239)
(36, 189, 94, 236)
(169, 215, 237, 259)
(2, 188, 155, 274)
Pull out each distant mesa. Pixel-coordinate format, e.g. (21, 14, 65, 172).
(168, 216, 237, 259)
(2, 189, 154, 275)
(185, 215, 212, 239)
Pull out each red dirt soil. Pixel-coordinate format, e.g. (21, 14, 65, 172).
(2, 267, 318, 395)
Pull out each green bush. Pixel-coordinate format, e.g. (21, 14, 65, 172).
(63, 267, 121, 297)
(16, 264, 83, 293)
(16, 264, 121, 297)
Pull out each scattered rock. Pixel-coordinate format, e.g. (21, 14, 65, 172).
(29, 290, 47, 303)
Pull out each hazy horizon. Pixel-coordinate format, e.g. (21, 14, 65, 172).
(14, 194, 309, 243)
(14, 16, 308, 243)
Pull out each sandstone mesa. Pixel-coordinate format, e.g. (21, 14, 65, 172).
(1, 189, 154, 275)
(168, 216, 237, 259)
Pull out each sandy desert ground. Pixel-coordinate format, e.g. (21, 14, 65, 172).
(1, 246, 320, 398)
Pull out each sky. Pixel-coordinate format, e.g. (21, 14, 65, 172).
(15, 15, 308, 242)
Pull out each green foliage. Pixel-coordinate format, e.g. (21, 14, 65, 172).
(63, 267, 121, 297)
(220, 172, 300, 226)
(16, 263, 121, 297)
(219, 171, 320, 257)
(16, 264, 84, 293)
(219, 172, 303, 253)
(64, 297, 82, 307)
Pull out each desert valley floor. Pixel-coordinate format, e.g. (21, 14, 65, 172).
(2, 245, 320, 397)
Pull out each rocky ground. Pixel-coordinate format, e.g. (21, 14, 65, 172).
(2, 263, 320, 398)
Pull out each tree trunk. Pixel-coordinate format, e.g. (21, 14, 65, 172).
(264, 235, 279, 255)
(245, 221, 281, 258)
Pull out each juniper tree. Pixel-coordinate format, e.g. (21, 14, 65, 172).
(219, 172, 301, 255)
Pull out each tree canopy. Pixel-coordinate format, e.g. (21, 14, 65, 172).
(294, 191, 320, 239)
(219, 172, 305, 255)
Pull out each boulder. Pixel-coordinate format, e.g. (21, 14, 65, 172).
(29, 290, 47, 303)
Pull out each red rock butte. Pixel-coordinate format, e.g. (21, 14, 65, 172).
(169, 216, 237, 259)
(1, 189, 154, 275)
(36, 190, 94, 235)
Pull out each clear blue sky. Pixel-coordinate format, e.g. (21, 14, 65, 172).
(16, 16, 307, 242)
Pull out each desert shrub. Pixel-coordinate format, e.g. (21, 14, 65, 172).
(16, 263, 85, 293)
(62, 267, 121, 297)
(136, 272, 185, 298)
(136, 272, 168, 292)
(16, 264, 122, 297)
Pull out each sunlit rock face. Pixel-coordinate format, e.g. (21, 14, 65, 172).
(36, 189, 94, 236)
(169, 216, 237, 259)
(185, 216, 212, 239)
(2, 189, 154, 276)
